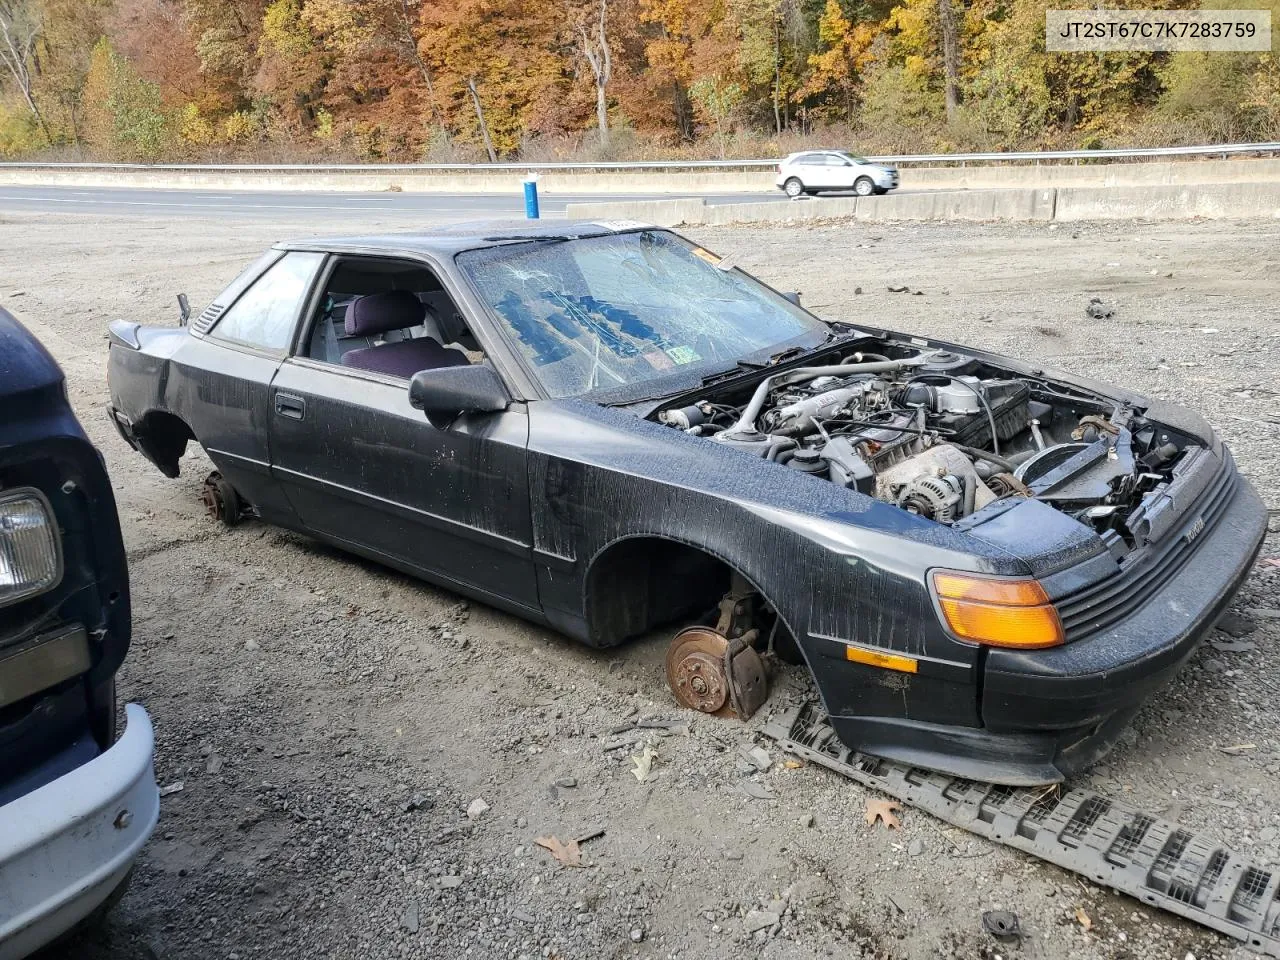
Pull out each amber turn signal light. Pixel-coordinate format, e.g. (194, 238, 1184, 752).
(930, 571, 1065, 649)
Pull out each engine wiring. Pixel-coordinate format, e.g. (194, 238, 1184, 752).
(654, 345, 1186, 530)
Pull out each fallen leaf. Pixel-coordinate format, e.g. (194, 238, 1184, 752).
(631, 745, 657, 782)
(1075, 906, 1092, 931)
(737, 780, 774, 800)
(534, 836, 583, 868)
(864, 797, 901, 830)
(1220, 742, 1257, 755)
(783, 759, 805, 770)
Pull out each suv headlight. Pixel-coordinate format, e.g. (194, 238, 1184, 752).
(0, 489, 62, 607)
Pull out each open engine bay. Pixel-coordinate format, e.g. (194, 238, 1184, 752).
(655, 340, 1204, 554)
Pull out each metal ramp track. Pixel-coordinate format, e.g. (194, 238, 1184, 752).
(762, 701, 1280, 956)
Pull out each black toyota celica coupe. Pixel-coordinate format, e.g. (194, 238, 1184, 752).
(106, 220, 1266, 786)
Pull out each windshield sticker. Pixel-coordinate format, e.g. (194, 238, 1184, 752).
(644, 349, 675, 370)
(665, 345, 702, 365)
(690, 247, 721, 266)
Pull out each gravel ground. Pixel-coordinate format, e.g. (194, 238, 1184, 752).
(3, 210, 1279, 960)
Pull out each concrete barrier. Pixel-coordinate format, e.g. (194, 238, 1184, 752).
(1054, 180, 1280, 220)
(567, 188, 1058, 226)
(906, 156, 1280, 190)
(854, 187, 1056, 222)
(563, 197, 711, 225)
(569, 181, 1280, 226)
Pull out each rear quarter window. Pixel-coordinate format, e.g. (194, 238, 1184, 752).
(210, 251, 325, 352)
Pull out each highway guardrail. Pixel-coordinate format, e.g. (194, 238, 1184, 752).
(1, 141, 1278, 172)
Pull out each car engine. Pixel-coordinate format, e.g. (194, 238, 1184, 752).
(654, 345, 1197, 540)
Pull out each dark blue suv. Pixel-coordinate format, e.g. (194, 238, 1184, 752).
(0, 307, 157, 958)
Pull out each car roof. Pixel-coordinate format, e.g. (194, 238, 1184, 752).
(275, 218, 655, 258)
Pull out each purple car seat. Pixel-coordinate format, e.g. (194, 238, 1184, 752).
(340, 291, 470, 378)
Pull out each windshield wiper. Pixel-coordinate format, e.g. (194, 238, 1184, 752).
(768, 346, 807, 365)
(482, 235, 576, 245)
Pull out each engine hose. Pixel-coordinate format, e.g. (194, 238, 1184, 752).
(951, 443, 1017, 473)
(727, 354, 936, 438)
(765, 438, 798, 461)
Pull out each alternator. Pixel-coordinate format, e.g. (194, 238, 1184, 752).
(895, 474, 964, 523)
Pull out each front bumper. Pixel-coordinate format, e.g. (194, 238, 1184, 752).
(828, 475, 1267, 785)
(0, 704, 158, 960)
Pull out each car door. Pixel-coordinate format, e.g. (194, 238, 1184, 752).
(821, 153, 855, 190)
(794, 154, 828, 189)
(267, 257, 539, 613)
(176, 250, 325, 526)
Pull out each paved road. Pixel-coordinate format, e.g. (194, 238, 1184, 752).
(0, 185, 788, 220)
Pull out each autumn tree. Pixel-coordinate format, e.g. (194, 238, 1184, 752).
(0, 0, 50, 140)
(81, 35, 171, 158)
(801, 0, 875, 122)
(182, 0, 268, 114)
(418, 0, 566, 158)
(569, 0, 613, 145)
(256, 0, 328, 135)
(110, 0, 202, 107)
(297, 0, 446, 157)
(689, 73, 742, 155)
(639, 0, 725, 139)
(2, 0, 1276, 162)
(936, 0, 959, 121)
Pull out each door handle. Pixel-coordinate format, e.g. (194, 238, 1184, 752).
(275, 392, 306, 420)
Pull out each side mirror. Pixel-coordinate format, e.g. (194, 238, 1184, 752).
(177, 293, 191, 326)
(409, 364, 509, 429)
(781, 291, 802, 306)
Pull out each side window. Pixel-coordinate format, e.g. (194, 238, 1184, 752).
(210, 251, 324, 351)
(299, 257, 482, 369)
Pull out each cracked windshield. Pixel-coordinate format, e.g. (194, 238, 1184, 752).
(458, 230, 827, 398)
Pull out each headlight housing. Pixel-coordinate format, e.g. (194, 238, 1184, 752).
(0, 488, 62, 607)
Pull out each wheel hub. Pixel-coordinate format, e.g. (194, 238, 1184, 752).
(200, 477, 226, 521)
(665, 627, 732, 715)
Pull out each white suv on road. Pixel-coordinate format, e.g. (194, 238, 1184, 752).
(775, 150, 899, 198)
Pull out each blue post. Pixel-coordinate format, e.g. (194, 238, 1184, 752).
(523, 175, 540, 219)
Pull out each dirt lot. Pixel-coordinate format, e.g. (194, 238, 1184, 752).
(3, 210, 1279, 960)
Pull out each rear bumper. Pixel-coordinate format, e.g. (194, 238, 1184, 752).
(828, 476, 1267, 785)
(105, 405, 138, 451)
(0, 704, 158, 960)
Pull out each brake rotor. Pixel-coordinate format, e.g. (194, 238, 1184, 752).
(665, 627, 733, 716)
(200, 471, 242, 526)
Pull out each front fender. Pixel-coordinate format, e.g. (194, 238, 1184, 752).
(528, 399, 1018, 662)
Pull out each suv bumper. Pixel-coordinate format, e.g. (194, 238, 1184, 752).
(0, 704, 158, 960)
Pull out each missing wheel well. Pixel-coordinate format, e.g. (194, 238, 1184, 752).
(585, 537, 730, 646)
(134, 411, 194, 478)
(583, 537, 800, 660)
